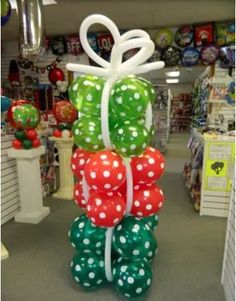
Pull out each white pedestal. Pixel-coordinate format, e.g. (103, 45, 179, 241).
(7, 146, 50, 224)
(49, 137, 74, 200)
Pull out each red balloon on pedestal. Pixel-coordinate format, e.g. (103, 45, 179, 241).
(53, 129, 62, 138)
(26, 129, 38, 140)
(53, 100, 77, 123)
(12, 139, 22, 149)
(48, 67, 65, 85)
(32, 138, 41, 148)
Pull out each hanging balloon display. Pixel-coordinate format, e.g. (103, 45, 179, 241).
(194, 23, 214, 47)
(1, 0, 11, 26)
(66, 14, 166, 299)
(175, 25, 193, 47)
(219, 46, 235, 69)
(148, 48, 162, 63)
(215, 22, 235, 46)
(181, 47, 200, 67)
(154, 28, 173, 49)
(48, 67, 65, 85)
(66, 34, 83, 55)
(200, 44, 219, 65)
(161, 46, 181, 66)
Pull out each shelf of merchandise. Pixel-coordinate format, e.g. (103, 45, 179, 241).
(221, 180, 235, 301)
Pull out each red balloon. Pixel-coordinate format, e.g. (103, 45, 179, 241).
(131, 147, 165, 185)
(12, 139, 22, 149)
(74, 181, 87, 209)
(131, 183, 165, 217)
(53, 129, 62, 138)
(84, 150, 126, 192)
(26, 129, 38, 140)
(71, 148, 92, 178)
(48, 67, 65, 85)
(32, 138, 41, 148)
(7, 99, 29, 128)
(53, 100, 77, 123)
(117, 180, 127, 198)
(87, 191, 125, 227)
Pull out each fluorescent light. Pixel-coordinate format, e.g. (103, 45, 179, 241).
(10, 0, 57, 9)
(166, 78, 179, 84)
(165, 71, 180, 77)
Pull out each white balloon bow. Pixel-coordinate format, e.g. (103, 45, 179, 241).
(66, 14, 164, 282)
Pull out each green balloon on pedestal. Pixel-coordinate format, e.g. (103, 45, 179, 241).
(68, 214, 106, 252)
(71, 252, 106, 289)
(112, 216, 156, 260)
(14, 129, 26, 141)
(22, 139, 32, 149)
(142, 214, 159, 231)
(72, 116, 104, 152)
(109, 76, 149, 119)
(69, 75, 105, 116)
(112, 257, 152, 298)
(12, 103, 40, 129)
(111, 121, 149, 157)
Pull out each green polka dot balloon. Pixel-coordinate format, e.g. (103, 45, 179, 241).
(142, 214, 159, 231)
(68, 214, 106, 252)
(144, 236, 158, 263)
(72, 115, 104, 152)
(112, 216, 156, 260)
(111, 120, 149, 157)
(71, 252, 106, 289)
(69, 75, 105, 116)
(112, 257, 152, 298)
(12, 103, 40, 130)
(14, 129, 27, 141)
(136, 76, 156, 103)
(109, 76, 149, 119)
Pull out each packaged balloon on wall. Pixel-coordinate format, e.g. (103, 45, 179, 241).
(66, 14, 166, 298)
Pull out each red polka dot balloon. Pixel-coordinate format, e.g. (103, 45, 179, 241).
(131, 147, 165, 185)
(131, 183, 165, 217)
(84, 150, 126, 192)
(74, 181, 87, 209)
(71, 148, 92, 179)
(87, 191, 126, 227)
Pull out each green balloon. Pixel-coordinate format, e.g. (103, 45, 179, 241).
(1, 0, 10, 16)
(69, 75, 105, 116)
(112, 216, 156, 260)
(112, 257, 152, 298)
(109, 76, 149, 119)
(137, 76, 156, 103)
(142, 214, 159, 231)
(14, 129, 26, 141)
(144, 236, 158, 263)
(72, 116, 104, 152)
(22, 139, 32, 149)
(58, 123, 72, 130)
(13, 104, 40, 130)
(71, 252, 106, 289)
(68, 214, 106, 252)
(111, 120, 149, 157)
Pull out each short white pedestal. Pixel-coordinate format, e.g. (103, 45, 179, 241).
(7, 146, 50, 224)
(49, 137, 74, 200)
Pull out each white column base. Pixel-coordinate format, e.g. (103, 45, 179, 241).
(49, 137, 74, 200)
(7, 146, 50, 224)
(1, 243, 9, 260)
(14, 206, 50, 224)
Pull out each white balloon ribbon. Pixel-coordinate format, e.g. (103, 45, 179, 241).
(66, 14, 164, 283)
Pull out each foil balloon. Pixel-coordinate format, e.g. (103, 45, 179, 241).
(161, 46, 181, 66)
(53, 100, 77, 123)
(181, 47, 200, 67)
(219, 46, 235, 68)
(16, 0, 46, 58)
(200, 44, 219, 65)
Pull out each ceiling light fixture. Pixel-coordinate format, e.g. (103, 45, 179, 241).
(165, 71, 180, 77)
(166, 78, 179, 84)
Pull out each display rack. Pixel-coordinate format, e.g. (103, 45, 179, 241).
(171, 93, 192, 132)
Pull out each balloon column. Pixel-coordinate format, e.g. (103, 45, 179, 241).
(52, 100, 77, 138)
(67, 15, 166, 298)
(7, 100, 41, 149)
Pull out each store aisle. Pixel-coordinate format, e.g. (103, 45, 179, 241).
(2, 133, 227, 301)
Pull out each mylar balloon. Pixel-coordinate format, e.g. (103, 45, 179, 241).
(53, 100, 77, 123)
(72, 116, 105, 151)
(87, 191, 125, 227)
(219, 46, 235, 68)
(11, 103, 40, 130)
(69, 75, 105, 115)
(175, 25, 193, 47)
(71, 148, 92, 178)
(71, 252, 106, 289)
(161, 46, 181, 66)
(1, 96, 11, 112)
(131, 147, 165, 184)
(200, 44, 219, 65)
(111, 121, 149, 157)
(131, 183, 165, 217)
(112, 257, 152, 298)
(181, 47, 200, 67)
(112, 216, 156, 260)
(84, 150, 126, 191)
(68, 214, 106, 251)
(155, 28, 173, 49)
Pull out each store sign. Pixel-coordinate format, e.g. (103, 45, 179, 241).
(66, 35, 83, 55)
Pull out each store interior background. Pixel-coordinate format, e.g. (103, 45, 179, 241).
(1, 1, 235, 301)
